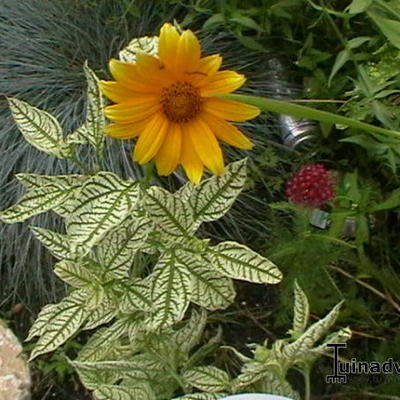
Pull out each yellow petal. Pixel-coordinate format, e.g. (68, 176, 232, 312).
(158, 23, 180, 70)
(109, 59, 161, 93)
(100, 81, 138, 103)
(189, 54, 223, 87)
(154, 123, 182, 175)
(175, 30, 201, 73)
(201, 112, 253, 149)
(104, 97, 160, 123)
(184, 118, 224, 175)
(180, 130, 203, 184)
(201, 71, 246, 95)
(203, 97, 260, 122)
(104, 120, 149, 139)
(133, 113, 169, 164)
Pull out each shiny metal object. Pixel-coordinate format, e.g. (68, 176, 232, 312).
(266, 58, 319, 150)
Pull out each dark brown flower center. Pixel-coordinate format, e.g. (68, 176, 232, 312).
(161, 82, 201, 123)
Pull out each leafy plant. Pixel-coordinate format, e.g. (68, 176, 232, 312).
(0, 56, 283, 399)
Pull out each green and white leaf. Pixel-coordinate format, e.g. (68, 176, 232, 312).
(180, 252, 235, 310)
(83, 301, 117, 331)
(183, 366, 230, 393)
(71, 63, 105, 154)
(94, 215, 151, 279)
(150, 252, 192, 329)
(210, 241, 282, 284)
(66, 172, 139, 254)
(78, 319, 128, 361)
(30, 227, 71, 259)
(258, 372, 300, 400)
(16, 173, 85, 190)
(0, 185, 75, 223)
(173, 394, 226, 400)
(233, 360, 273, 389)
(311, 327, 352, 356)
(291, 280, 309, 337)
(119, 36, 159, 63)
(173, 309, 207, 352)
(29, 295, 88, 360)
(26, 303, 61, 341)
(8, 97, 71, 158)
(54, 260, 98, 288)
(144, 186, 195, 242)
(94, 383, 156, 400)
(189, 159, 247, 223)
(281, 301, 344, 361)
(120, 279, 152, 313)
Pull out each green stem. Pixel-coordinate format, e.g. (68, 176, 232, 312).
(303, 365, 312, 400)
(218, 93, 400, 139)
(142, 161, 155, 188)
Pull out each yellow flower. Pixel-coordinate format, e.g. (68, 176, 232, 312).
(100, 23, 260, 184)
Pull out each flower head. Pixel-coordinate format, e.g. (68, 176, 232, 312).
(100, 23, 260, 184)
(286, 164, 335, 207)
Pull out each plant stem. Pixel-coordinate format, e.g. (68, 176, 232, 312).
(303, 365, 311, 400)
(142, 161, 155, 188)
(218, 93, 400, 139)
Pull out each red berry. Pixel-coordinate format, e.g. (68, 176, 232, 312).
(286, 164, 335, 207)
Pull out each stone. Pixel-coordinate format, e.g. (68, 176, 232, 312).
(0, 320, 30, 400)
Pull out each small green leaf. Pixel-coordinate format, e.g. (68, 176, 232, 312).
(210, 241, 282, 284)
(328, 49, 350, 86)
(370, 188, 400, 212)
(8, 97, 72, 158)
(346, 0, 373, 14)
(368, 10, 400, 49)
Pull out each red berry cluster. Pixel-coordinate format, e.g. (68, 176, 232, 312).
(286, 164, 334, 207)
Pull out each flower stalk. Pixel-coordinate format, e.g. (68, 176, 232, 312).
(219, 93, 400, 139)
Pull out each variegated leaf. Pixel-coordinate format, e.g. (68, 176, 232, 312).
(0, 185, 75, 223)
(177, 252, 235, 310)
(66, 172, 139, 254)
(311, 327, 352, 356)
(258, 371, 300, 400)
(29, 293, 88, 360)
(189, 159, 247, 223)
(233, 360, 273, 389)
(54, 260, 98, 287)
(292, 280, 309, 336)
(210, 241, 282, 284)
(183, 366, 230, 393)
(78, 319, 128, 361)
(281, 301, 344, 361)
(16, 173, 85, 190)
(94, 215, 151, 279)
(8, 97, 71, 158)
(150, 252, 192, 329)
(30, 227, 71, 260)
(72, 63, 105, 154)
(119, 36, 159, 63)
(144, 186, 195, 242)
(120, 279, 152, 313)
(83, 302, 117, 331)
(94, 383, 156, 400)
(26, 303, 60, 341)
(173, 394, 226, 400)
(172, 309, 207, 352)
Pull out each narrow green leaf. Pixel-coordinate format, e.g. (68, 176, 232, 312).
(8, 97, 71, 158)
(210, 241, 282, 284)
(368, 10, 400, 49)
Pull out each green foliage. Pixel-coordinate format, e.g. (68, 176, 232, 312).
(0, 61, 284, 398)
